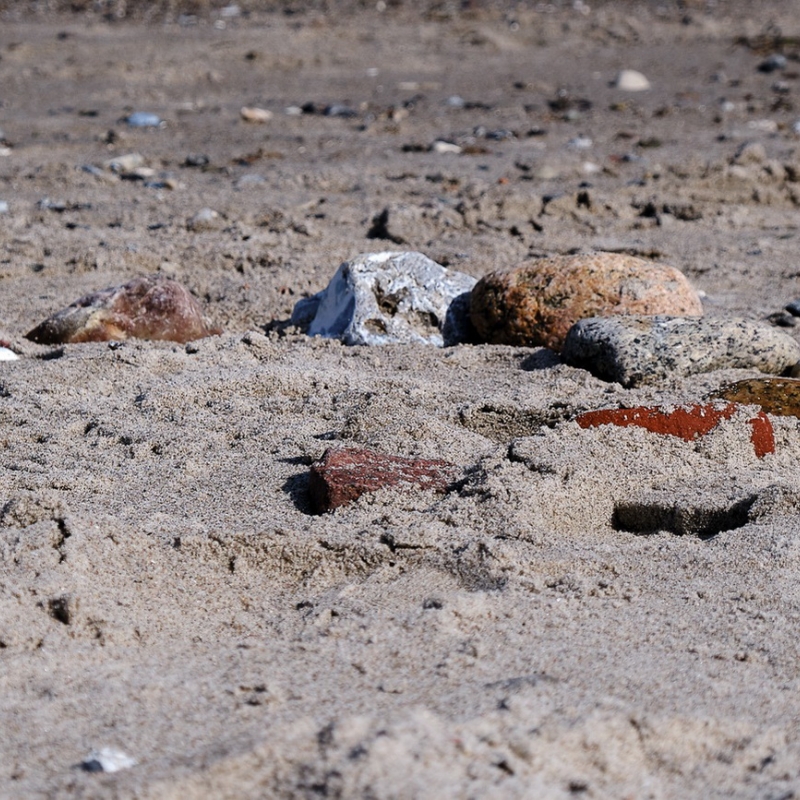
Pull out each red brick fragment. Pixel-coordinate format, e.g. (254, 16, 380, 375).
(309, 447, 460, 513)
(575, 402, 775, 458)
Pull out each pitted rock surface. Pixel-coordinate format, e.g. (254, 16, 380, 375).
(26, 275, 220, 345)
(309, 447, 461, 513)
(469, 251, 702, 352)
(292, 251, 476, 346)
(562, 315, 800, 387)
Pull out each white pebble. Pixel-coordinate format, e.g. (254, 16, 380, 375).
(0, 347, 18, 361)
(431, 140, 462, 154)
(615, 69, 651, 92)
(240, 106, 273, 123)
(81, 747, 137, 774)
(747, 119, 778, 133)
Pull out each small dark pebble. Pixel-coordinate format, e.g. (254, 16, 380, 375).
(758, 54, 787, 73)
(184, 154, 210, 167)
(785, 300, 800, 317)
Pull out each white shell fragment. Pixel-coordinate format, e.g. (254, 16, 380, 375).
(81, 747, 137, 773)
(0, 347, 18, 361)
(291, 251, 477, 346)
(614, 69, 651, 92)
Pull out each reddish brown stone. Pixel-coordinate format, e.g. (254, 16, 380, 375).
(469, 251, 702, 353)
(26, 274, 221, 345)
(575, 402, 775, 458)
(309, 447, 460, 513)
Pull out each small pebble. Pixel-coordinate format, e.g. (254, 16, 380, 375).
(240, 106, 273, 123)
(81, 748, 137, 774)
(446, 95, 466, 108)
(325, 104, 357, 118)
(431, 140, 462, 154)
(767, 311, 797, 328)
(184, 153, 210, 167)
(125, 112, 163, 128)
(785, 299, 800, 316)
(567, 135, 593, 150)
(758, 54, 787, 73)
(0, 200, 8, 214)
(747, 119, 778, 133)
(614, 69, 651, 92)
(186, 207, 222, 231)
(105, 153, 145, 173)
(0, 346, 18, 361)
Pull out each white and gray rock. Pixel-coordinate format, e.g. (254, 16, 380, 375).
(0, 346, 18, 361)
(81, 747, 137, 773)
(186, 207, 222, 231)
(561, 315, 800, 387)
(614, 69, 651, 92)
(291, 251, 476, 346)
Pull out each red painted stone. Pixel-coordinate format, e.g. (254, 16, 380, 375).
(309, 447, 460, 513)
(26, 274, 221, 345)
(575, 402, 775, 458)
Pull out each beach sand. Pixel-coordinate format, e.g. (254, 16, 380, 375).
(3, 2, 800, 796)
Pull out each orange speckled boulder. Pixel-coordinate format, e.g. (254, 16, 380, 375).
(469, 251, 702, 352)
(26, 274, 221, 345)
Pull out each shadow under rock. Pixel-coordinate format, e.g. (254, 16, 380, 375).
(279, 456, 316, 515)
(519, 349, 562, 371)
(281, 472, 315, 516)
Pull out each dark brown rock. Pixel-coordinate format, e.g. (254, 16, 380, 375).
(309, 447, 460, 513)
(26, 274, 220, 345)
(575, 402, 775, 458)
(711, 377, 800, 417)
(469, 251, 703, 352)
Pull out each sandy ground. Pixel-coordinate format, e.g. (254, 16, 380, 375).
(4, 1, 800, 797)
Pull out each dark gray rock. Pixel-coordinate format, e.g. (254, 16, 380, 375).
(561, 315, 800, 387)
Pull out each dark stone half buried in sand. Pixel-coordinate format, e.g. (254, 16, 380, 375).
(469, 251, 702, 353)
(25, 275, 221, 345)
(308, 447, 461, 513)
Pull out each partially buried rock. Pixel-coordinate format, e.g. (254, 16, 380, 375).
(26, 275, 220, 345)
(562, 315, 800, 387)
(309, 447, 460, 513)
(470, 251, 702, 353)
(576, 402, 775, 458)
(711, 377, 800, 417)
(291, 251, 476, 346)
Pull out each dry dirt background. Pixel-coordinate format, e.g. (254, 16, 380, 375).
(4, 1, 800, 797)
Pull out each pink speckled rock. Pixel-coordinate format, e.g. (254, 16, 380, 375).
(470, 251, 702, 352)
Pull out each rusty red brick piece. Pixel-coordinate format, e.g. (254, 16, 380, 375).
(309, 447, 460, 513)
(575, 402, 775, 458)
